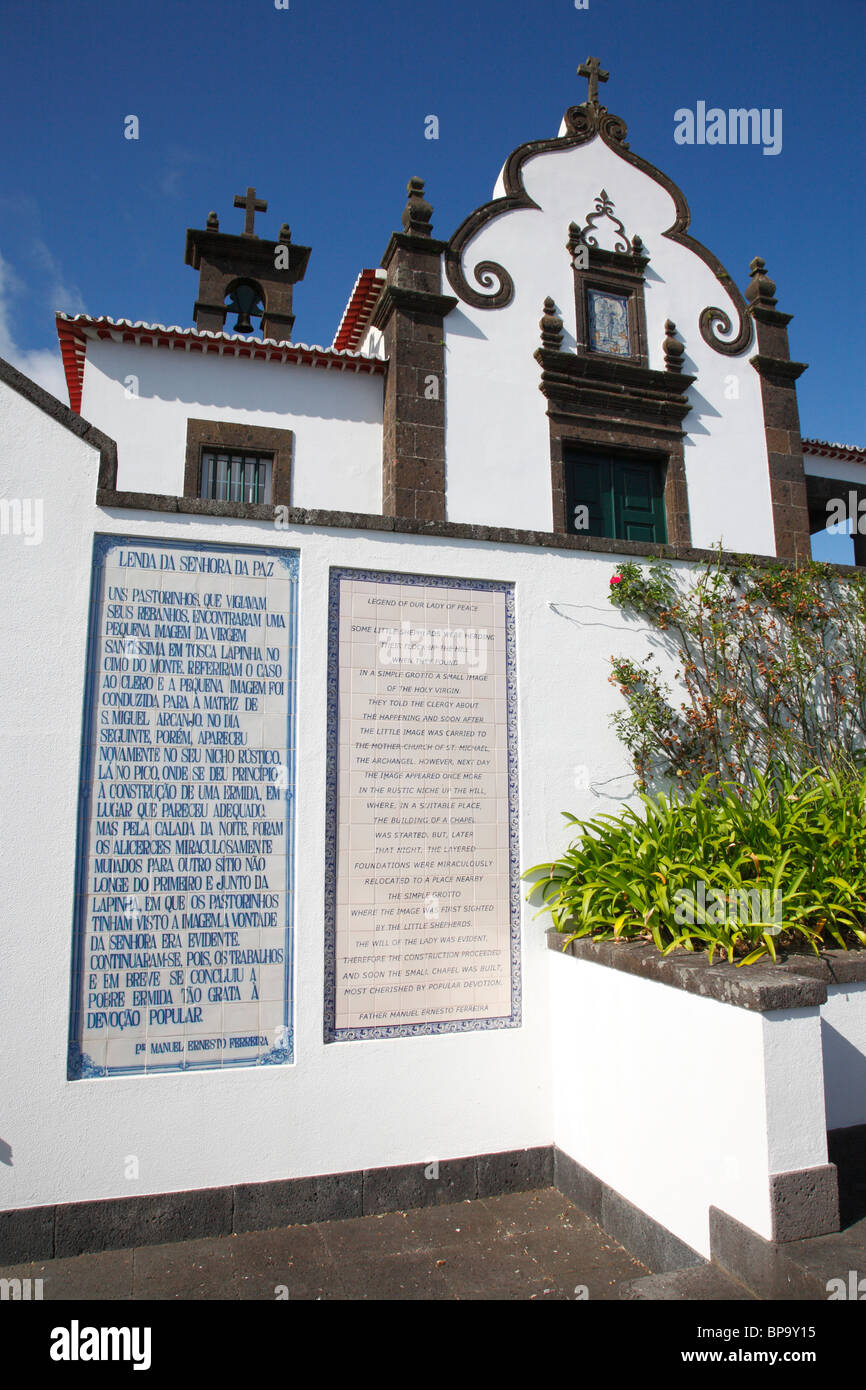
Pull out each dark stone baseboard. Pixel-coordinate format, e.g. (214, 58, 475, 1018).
(3, 1140, 848, 1273)
(54, 1186, 233, 1261)
(233, 1170, 365, 1236)
(709, 1206, 827, 1300)
(0, 1204, 55, 1267)
(0, 1146, 553, 1264)
(554, 1148, 704, 1274)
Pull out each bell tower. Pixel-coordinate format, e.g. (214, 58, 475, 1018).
(184, 186, 311, 341)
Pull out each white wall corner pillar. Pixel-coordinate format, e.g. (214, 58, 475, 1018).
(548, 935, 845, 1262)
(761, 1008, 839, 1243)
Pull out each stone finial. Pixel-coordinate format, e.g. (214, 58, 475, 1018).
(663, 319, 685, 372)
(401, 177, 433, 237)
(746, 256, 778, 307)
(631, 234, 645, 257)
(540, 296, 564, 351)
(278, 223, 292, 244)
(567, 222, 583, 255)
(206, 210, 219, 231)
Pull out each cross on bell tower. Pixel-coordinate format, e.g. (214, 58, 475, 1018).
(577, 55, 609, 106)
(184, 188, 311, 340)
(233, 186, 268, 237)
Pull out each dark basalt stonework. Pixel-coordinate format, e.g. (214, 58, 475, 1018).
(547, 929, 866, 1011)
(662, 320, 685, 373)
(555, 1148, 704, 1273)
(571, 243, 650, 366)
(709, 1201, 844, 1297)
(535, 346, 695, 546)
(183, 418, 294, 506)
(373, 183, 457, 521)
(539, 296, 564, 351)
(92, 488, 866, 580)
(185, 220, 311, 341)
(769, 1166, 840, 1243)
(578, 187, 632, 253)
(746, 259, 811, 562)
(0, 1147, 554, 1263)
(536, 348, 694, 414)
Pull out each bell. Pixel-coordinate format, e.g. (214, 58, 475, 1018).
(226, 280, 263, 336)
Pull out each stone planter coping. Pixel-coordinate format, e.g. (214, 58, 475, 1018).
(546, 929, 866, 1012)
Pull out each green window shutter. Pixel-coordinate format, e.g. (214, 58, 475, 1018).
(565, 451, 667, 543)
(614, 460, 667, 543)
(566, 452, 615, 539)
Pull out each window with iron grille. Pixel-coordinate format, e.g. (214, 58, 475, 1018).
(200, 450, 273, 504)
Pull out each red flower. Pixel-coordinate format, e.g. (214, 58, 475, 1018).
(610, 576, 623, 586)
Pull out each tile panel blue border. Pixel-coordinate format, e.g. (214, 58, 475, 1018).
(323, 566, 521, 1041)
(68, 534, 299, 1079)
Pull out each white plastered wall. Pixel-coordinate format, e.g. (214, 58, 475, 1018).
(444, 129, 775, 554)
(821, 984, 866, 1131)
(3, 375, 861, 1235)
(1, 374, 654, 1212)
(803, 455, 866, 485)
(549, 954, 831, 1258)
(79, 338, 384, 514)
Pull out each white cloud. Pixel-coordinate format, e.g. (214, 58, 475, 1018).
(31, 239, 87, 317)
(157, 147, 198, 198)
(0, 249, 78, 404)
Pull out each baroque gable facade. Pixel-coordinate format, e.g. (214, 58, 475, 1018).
(50, 77, 835, 563)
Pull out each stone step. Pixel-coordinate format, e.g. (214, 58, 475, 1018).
(620, 1263, 756, 1300)
(700, 1126, 866, 1300)
(710, 1211, 866, 1301)
(765, 1216, 866, 1300)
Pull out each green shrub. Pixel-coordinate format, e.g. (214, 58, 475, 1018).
(524, 768, 866, 965)
(607, 552, 866, 796)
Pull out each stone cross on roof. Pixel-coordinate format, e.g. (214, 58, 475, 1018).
(577, 56, 609, 106)
(234, 186, 268, 237)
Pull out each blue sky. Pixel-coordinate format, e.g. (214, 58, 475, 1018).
(0, 0, 862, 549)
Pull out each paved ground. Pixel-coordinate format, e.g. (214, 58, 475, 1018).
(0, 1188, 649, 1301)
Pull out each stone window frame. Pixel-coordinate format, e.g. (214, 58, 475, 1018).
(183, 418, 293, 507)
(574, 260, 649, 367)
(561, 443, 668, 544)
(549, 415, 691, 547)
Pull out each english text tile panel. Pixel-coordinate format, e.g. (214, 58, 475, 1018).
(325, 569, 521, 1039)
(69, 536, 298, 1078)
